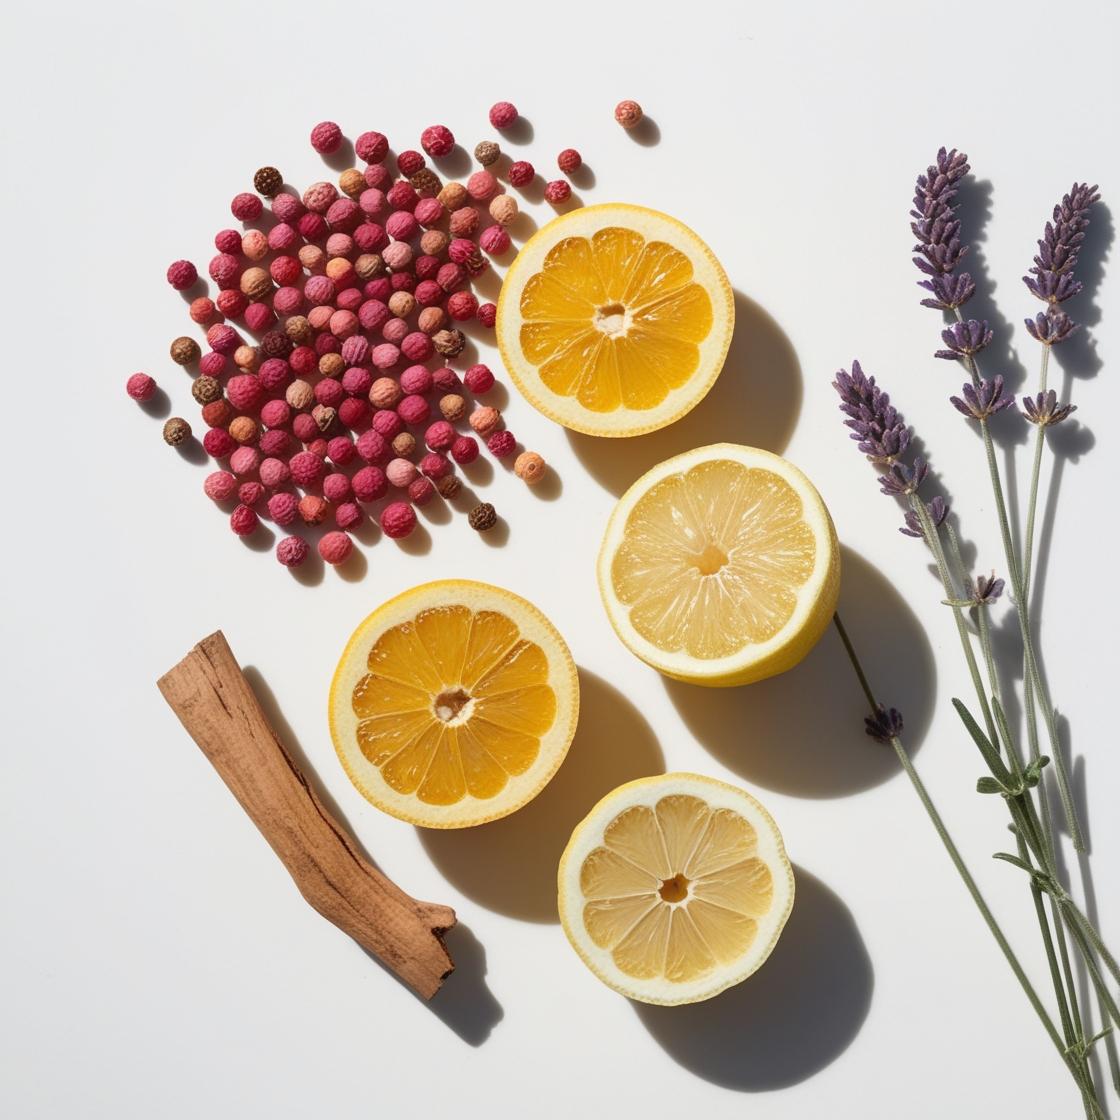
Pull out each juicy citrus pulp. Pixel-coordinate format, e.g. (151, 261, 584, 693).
(329, 580, 579, 827)
(559, 773, 794, 1004)
(497, 204, 734, 437)
(598, 444, 840, 685)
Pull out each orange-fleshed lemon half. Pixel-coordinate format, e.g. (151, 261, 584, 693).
(329, 580, 579, 828)
(598, 444, 840, 686)
(559, 773, 794, 1005)
(497, 203, 734, 437)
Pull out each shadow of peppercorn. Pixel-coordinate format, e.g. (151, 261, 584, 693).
(392, 521, 432, 556)
(502, 116, 534, 146)
(633, 866, 871, 1090)
(625, 116, 660, 147)
(665, 547, 933, 798)
(525, 468, 563, 502)
(434, 145, 473, 179)
(477, 517, 509, 548)
(569, 163, 596, 191)
(418, 668, 665, 922)
(566, 290, 803, 496)
(318, 137, 357, 174)
(459, 453, 494, 487)
(139, 387, 172, 421)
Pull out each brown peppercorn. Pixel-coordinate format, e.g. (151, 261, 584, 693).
(433, 328, 466, 358)
(162, 417, 192, 446)
(437, 182, 468, 210)
(417, 306, 447, 335)
(439, 394, 467, 422)
(514, 450, 548, 485)
(260, 329, 293, 358)
(468, 502, 498, 532)
(253, 166, 283, 197)
(312, 404, 337, 433)
(338, 168, 366, 199)
(436, 475, 462, 500)
(410, 168, 442, 197)
(318, 352, 345, 378)
(233, 344, 259, 371)
(355, 253, 384, 281)
(191, 375, 222, 405)
(392, 432, 417, 458)
(169, 336, 201, 366)
(228, 415, 259, 445)
(240, 266, 273, 301)
(285, 315, 312, 344)
(474, 140, 500, 166)
(420, 229, 449, 257)
(388, 291, 416, 318)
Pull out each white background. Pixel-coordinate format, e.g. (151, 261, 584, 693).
(2, 2, 1117, 1116)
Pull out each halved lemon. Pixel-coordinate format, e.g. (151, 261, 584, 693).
(497, 203, 734, 437)
(559, 773, 794, 1005)
(329, 580, 579, 828)
(598, 444, 840, 686)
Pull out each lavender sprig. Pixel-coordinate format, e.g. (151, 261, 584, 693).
(1024, 183, 1101, 313)
(911, 147, 976, 310)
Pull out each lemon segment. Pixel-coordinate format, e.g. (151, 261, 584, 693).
(559, 773, 794, 1005)
(497, 204, 734, 437)
(329, 580, 579, 828)
(598, 444, 840, 686)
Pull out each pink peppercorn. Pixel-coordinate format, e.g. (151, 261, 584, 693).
(271, 193, 305, 222)
(310, 120, 343, 154)
(615, 99, 643, 129)
(338, 398, 370, 429)
(230, 504, 259, 536)
(421, 124, 455, 157)
(479, 225, 511, 255)
(298, 212, 329, 241)
(274, 287, 303, 316)
(359, 299, 390, 333)
(342, 367, 373, 398)
(477, 302, 497, 327)
(319, 530, 353, 565)
(558, 147, 583, 173)
(126, 372, 156, 401)
(359, 188, 386, 217)
(408, 476, 436, 506)
(351, 465, 387, 503)
(447, 291, 479, 321)
(464, 364, 495, 394)
(397, 394, 430, 426)
(368, 378, 401, 410)
(209, 253, 240, 287)
(199, 353, 228, 380)
(419, 452, 453, 480)
(308, 306, 335, 332)
(225, 374, 261, 413)
(203, 428, 237, 459)
(451, 435, 479, 465)
(335, 501, 363, 531)
(300, 244, 327, 272)
(400, 365, 433, 395)
(414, 254, 440, 281)
(292, 413, 319, 443)
(489, 101, 518, 130)
(386, 458, 418, 488)
(231, 193, 263, 222)
(276, 535, 309, 567)
(371, 342, 401, 369)
(400, 331, 433, 362)
(469, 409, 501, 438)
(289, 450, 325, 487)
(545, 180, 571, 204)
(396, 150, 425, 176)
(356, 428, 391, 464)
(216, 289, 249, 320)
(204, 471, 238, 501)
(189, 297, 217, 325)
(356, 130, 389, 163)
(166, 259, 197, 290)
(448, 207, 480, 238)
(208, 323, 241, 354)
(259, 358, 292, 392)
(330, 309, 359, 339)
(298, 495, 328, 525)
(386, 180, 419, 210)
(372, 409, 404, 438)
(203, 403, 232, 431)
(380, 501, 417, 539)
(448, 239, 477, 266)
(260, 400, 291, 429)
(487, 430, 517, 458)
(328, 436, 356, 466)
(260, 458, 291, 489)
(245, 303, 274, 332)
(230, 446, 261, 476)
(268, 223, 299, 252)
(413, 198, 444, 228)
(323, 472, 353, 503)
(382, 317, 409, 345)
(466, 171, 499, 202)
(386, 211, 419, 242)
(242, 229, 269, 261)
(326, 232, 355, 259)
(364, 163, 391, 190)
(414, 279, 444, 307)
(338, 286, 364, 312)
(268, 492, 299, 525)
(290, 346, 317, 376)
(507, 161, 534, 187)
(269, 256, 301, 286)
(313, 379, 343, 409)
(327, 197, 360, 230)
(260, 429, 292, 457)
(214, 228, 242, 252)
(425, 420, 455, 451)
(238, 480, 265, 507)
(340, 334, 370, 364)
(432, 366, 461, 393)
(382, 241, 413, 271)
(365, 278, 392, 301)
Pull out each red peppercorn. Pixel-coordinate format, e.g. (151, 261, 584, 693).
(259, 429, 291, 457)
(230, 504, 259, 536)
(319, 530, 353, 565)
(356, 130, 389, 163)
(352, 465, 388, 502)
(545, 180, 572, 204)
(276, 536, 310, 568)
(507, 161, 535, 187)
(396, 150, 425, 176)
(356, 428, 391, 465)
(487, 430, 517, 458)
(419, 452, 453, 480)
(203, 428, 237, 459)
(397, 394, 431, 426)
(489, 101, 518, 130)
(216, 289, 249, 319)
(425, 420, 455, 451)
(214, 229, 242, 253)
(231, 193, 264, 222)
(338, 397, 371, 430)
(335, 501, 364, 531)
(447, 291, 479, 321)
(400, 365, 434, 395)
(464, 364, 495, 394)
(372, 409, 404, 439)
(557, 148, 582, 174)
(292, 413, 319, 443)
(166, 260, 198, 290)
(238, 481, 266, 507)
(290, 450, 326, 487)
(477, 302, 497, 328)
(299, 495, 329, 525)
(310, 121, 343, 154)
(451, 435, 479, 465)
(432, 367, 461, 393)
(380, 501, 417, 539)
(126, 372, 156, 401)
(421, 125, 455, 157)
(408, 476, 436, 506)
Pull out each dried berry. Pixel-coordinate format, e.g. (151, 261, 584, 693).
(310, 121, 343, 154)
(507, 161, 534, 187)
(230, 504, 259, 536)
(356, 131, 389, 163)
(439, 394, 467, 422)
(338, 168, 366, 199)
(487, 430, 517, 458)
(469, 406, 502, 437)
(468, 502, 498, 532)
(477, 302, 497, 328)
(203, 471, 237, 501)
(421, 124, 455, 157)
(397, 149, 425, 176)
(408, 476, 436, 506)
(191, 375, 222, 405)
(380, 501, 417, 539)
(276, 535, 309, 567)
(514, 451, 547, 485)
(474, 140, 500, 166)
(126, 372, 156, 401)
(170, 336, 201, 366)
(489, 102, 518, 130)
(166, 260, 198, 290)
(614, 99, 643, 129)
(557, 149, 582, 174)
(436, 475, 462, 499)
(163, 417, 191, 446)
(254, 166, 283, 197)
(319, 530, 353, 565)
(432, 328, 466, 357)
(545, 180, 571, 205)
(228, 416, 259, 445)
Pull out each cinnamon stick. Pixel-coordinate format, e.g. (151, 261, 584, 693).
(158, 631, 455, 999)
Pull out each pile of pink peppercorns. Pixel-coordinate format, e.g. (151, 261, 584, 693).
(128, 100, 634, 570)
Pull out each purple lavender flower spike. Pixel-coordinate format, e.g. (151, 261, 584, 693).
(950, 376, 1014, 421)
(935, 319, 993, 360)
(833, 361, 913, 464)
(969, 572, 1005, 605)
(901, 495, 949, 538)
(865, 705, 905, 744)
(1021, 390, 1077, 427)
(912, 147, 975, 309)
(1024, 182, 1100, 309)
(1025, 310, 1079, 346)
(878, 456, 928, 496)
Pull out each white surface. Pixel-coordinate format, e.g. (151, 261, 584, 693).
(2, 2, 1117, 1117)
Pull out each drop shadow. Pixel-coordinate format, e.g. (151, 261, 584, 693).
(626, 116, 660, 147)
(175, 438, 209, 467)
(569, 164, 596, 191)
(140, 386, 172, 420)
(240, 524, 276, 553)
(320, 138, 356, 174)
(477, 517, 510, 547)
(666, 547, 933, 797)
(527, 468, 562, 501)
(634, 866, 871, 1091)
(435, 146, 472, 179)
(418, 669, 666, 922)
(566, 291, 802, 495)
(502, 117, 534, 145)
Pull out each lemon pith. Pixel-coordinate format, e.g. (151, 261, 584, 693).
(598, 445, 840, 686)
(497, 204, 734, 437)
(329, 581, 579, 828)
(559, 773, 794, 1005)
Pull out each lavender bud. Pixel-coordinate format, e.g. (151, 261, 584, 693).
(1024, 310, 1078, 346)
(950, 376, 1014, 420)
(1021, 390, 1077, 427)
(878, 456, 928, 496)
(1023, 182, 1100, 312)
(901, 495, 948, 538)
(935, 319, 993, 360)
(969, 572, 1005, 605)
(865, 705, 905, 744)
